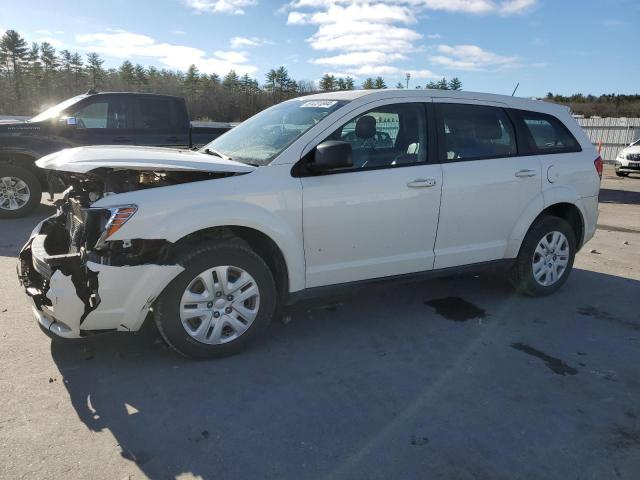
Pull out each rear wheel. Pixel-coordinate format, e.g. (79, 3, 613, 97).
(511, 216, 576, 296)
(154, 241, 277, 358)
(0, 164, 42, 218)
(615, 171, 629, 177)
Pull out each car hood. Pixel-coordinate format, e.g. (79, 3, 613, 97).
(620, 145, 640, 156)
(35, 145, 256, 174)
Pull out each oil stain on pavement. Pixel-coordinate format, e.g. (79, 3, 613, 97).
(425, 297, 487, 322)
(511, 342, 578, 376)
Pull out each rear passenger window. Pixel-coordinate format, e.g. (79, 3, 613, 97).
(520, 112, 581, 153)
(136, 98, 174, 130)
(440, 104, 516, 161)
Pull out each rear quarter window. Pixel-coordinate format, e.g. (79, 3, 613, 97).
(517, 111, 581, 154)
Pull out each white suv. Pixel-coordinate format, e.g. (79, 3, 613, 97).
(615, 138, 640, 177)
(18, 89, 602, 358)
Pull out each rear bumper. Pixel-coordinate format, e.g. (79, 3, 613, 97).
(18, 215, 184, 339)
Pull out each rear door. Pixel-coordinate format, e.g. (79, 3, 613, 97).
(134, 96, 189, 147)
(432, 100, 542, 269)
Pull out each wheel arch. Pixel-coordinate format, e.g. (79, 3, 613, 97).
(171, 225, 291, 303)
(0, 150, 47, 187)
(506, 189, 588, 258)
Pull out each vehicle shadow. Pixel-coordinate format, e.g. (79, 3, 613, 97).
(0, 195, 55, 257)
(50, 268, 640, 480)
(599, 187, 640, 205)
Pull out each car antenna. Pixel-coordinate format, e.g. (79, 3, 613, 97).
(511, 82, 520, 96)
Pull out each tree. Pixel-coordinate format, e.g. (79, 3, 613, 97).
(448, 77, 462, 90)
(436, 77, 449, 90)
(222, 70, 240, 89)
(373, 77, 387, 89)
(0, 30, 29, 102)
(118, 60, 136, 87)
(319, 73, 336, 92)
(395, 82, 404, 89)
(184, 64, 201, 99)
(362, 77, 375, 89)
(344, 76, 355, 90)
(70, 52, 84, 89)
(86, 52, 105, 89)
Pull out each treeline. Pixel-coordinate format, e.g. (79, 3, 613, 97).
(545, 92, 640, 118)
(0, 29, 464, 121)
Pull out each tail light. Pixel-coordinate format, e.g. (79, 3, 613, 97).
(594, 156, 603, 179)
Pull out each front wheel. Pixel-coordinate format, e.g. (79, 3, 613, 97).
(154, 241, 277, 358)
(0, 164, 42, 218)
(615, 171, 629, 177)
(511, 216, 576, 296)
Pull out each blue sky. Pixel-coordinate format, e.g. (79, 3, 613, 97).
(2, 0, 638, 96)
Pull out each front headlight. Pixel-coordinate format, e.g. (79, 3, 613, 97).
(94, 205, 137, 247)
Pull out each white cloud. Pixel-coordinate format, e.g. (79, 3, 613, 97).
(229, 36, 272, 48)
(312, 51, 407, 66)
(184, 0, 256, 14)
(285, 0, 534, 82)
(173, 30, 187, 35)
(429, 44, 519, 70)
(75, 31, 257, 75)
(427, 33, 441, 39)
(35, 37, 64, 47)
(35, 29, 65, 35)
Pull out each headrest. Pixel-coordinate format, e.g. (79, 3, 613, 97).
(355, 115, 376, 139)
(474, 116, 503, 140)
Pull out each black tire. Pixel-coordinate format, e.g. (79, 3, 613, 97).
(615, 171, 629, 177)
(154, 241, 277, 359)
(511, 216, 576, 297)
(0, 164, 42, 218)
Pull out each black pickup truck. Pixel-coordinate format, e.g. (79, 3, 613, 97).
(0, 91, 232, 218)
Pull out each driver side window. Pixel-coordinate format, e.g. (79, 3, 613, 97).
(325, 102, 427, 171)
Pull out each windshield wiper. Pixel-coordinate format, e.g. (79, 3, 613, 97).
(203, 148, 232, 161)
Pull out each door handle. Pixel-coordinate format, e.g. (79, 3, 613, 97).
(112, 136, 132, 143)
(407, 178, 437, 188)
(515, 169, 537, 178)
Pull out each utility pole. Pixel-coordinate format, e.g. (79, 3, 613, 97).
(405, 72, 411, 89)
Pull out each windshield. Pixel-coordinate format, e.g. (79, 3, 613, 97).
(632, 138, 640, 146)
(202, 99, 348, 165)
(30, 94, 88, 122)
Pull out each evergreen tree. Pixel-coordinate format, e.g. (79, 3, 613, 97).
(319, 74, 336, 91)
(0, 30, 29, 102)
(436, 77, 449, 90)
(86, 52, 105, 89)
(448, 77, 462, 90)
(362, 77, 375, 89)
(373, 77, 387, 89)
(344, 76, 355, 90)
(118, 60, 135, 87)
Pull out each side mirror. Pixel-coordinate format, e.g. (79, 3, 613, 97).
(61, 116, 77, 127)
(310, 140, 353, 172)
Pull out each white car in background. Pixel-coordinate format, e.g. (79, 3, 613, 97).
(18, 89, 602, 358)
(615, 138, 640, 177)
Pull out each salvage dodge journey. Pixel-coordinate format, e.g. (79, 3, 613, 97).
(18, 90, 602, 358)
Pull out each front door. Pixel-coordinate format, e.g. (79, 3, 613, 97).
(68, 95, 134, 146)
(300, 101, 443, 288)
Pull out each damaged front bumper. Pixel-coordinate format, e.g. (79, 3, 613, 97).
(18, 215, 183, 339)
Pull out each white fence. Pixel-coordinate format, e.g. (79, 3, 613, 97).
(575, 117, 640, 162)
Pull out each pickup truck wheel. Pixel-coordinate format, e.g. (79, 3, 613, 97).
(0, 165, 42, 218)
(511, 216, 576, 297)
(154, 241, 277, 359)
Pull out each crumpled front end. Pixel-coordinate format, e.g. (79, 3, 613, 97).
(18, 175, 186, 339)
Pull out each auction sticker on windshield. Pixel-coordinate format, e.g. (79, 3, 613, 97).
(300, 101, 338, 108)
